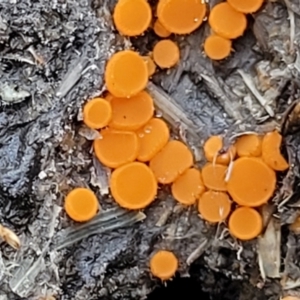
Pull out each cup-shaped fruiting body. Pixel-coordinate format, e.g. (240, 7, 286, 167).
(153, 39, 180, 69)
(110, 162, 157, 209)
(227, 0, 264, 13)
(229, 207, 263, 240)
(83, 98, 112, 129)
(204, 35, 232, 60)
(105, 50, 148, 98)
(143, 56, 157, 77)
(64, 188, 99, 222)
(227, 157, 276, 207)
(203, 135, 236, 165)
(149, 140, 193, 184)
(209, 2, 247, 39)
(136, 118, 170, 162)
(157, 0, 206, 35)
(93, 128, 139, 168)
(235, 133, 262, 157)
(201, 163, 228, 192)
(108, 91, 154, 131)
(171, 168, 205, 205)
(153, 19, 171, 38)
(198, 190, 231, 223)
(150, 250, 178, 280)
(113, 0, 152, 36)
(262, 130, 289, 171)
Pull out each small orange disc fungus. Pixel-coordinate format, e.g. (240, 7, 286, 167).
(136, 118, 170, 162)
(204, 35, 232, 60)
(108, 91, 154, 131)
(149, 140, 193, 184)
(209, 2, 247, 39)
(203, 135, 236, 165)
(227, 157, 276, 207)
(153, 19, 171, 38)
(262, 130, 289, 171)
(201, 163, 228, 192)
(93, 128, 139, 168)
(64, 188, 98, 222)
(235, 134, 262, 157)
(110, 162, 157, 209)
(171, 168, 205, 205)
(105, 50, 148, 98)
(227, 0, 264, 13)
(153, 39, 180, 69)
(150, 250, 178, 281)
(113, 0, 152, 36)
(229, 207, 263, 240)
(143, 56, 157, 77)
(198, 190, 231, 223)
(157, 0, 206, 34)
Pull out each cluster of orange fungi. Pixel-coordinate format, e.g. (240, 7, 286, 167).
(63, 0, 289, 282)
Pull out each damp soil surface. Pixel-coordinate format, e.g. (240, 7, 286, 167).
(1, 0, 300, 299)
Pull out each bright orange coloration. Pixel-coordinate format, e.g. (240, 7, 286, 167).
(109, 91, 154, 131)
(110, 162, 157, 209)
(105, 50, 148, 98)
(83, 98, 112, 129)
(203, 135, 236, 165)
(113, 0, 152, 36)
(64, 188, 98, 222)
(209, 2, 247, 39)
(227, 157, 276, 207)
(227, 0, 264, 13)
(171, 168, 205, 205)
(235, 134, 262, 157)
(143, 56, 157, 77)
(150, 250, 178, 280)
(157, 0, 206, 34)
(136, 118, 170, 162)
(201, 163, 228, 191)
(93, 129, 139, 168)
(198, 191, 231, 223)
(149, 140, 193, 184)
(204, 35, 232, 60)
(153, 19, 171, 38)
(229, 207, 263, 240)
(153, 40, 180, 69)
(262, 131, 289, 171)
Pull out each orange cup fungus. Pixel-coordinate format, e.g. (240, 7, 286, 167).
(93, 128, 139, 169)
(203, 135, 236, 165)
(204, 35, 232, 61)
(143, 56, 157, 77)
(198, 190, 231, 223)
(262, 130, 289, 171)
(153, 19, 171, 38)
(110, 162, 157, 209)
(149, 140, 193, 184)
(108, 91, 154, 131)
(150, 250, 178, 281)
(153, 39, 180, 69)
(157, 0, 206, 35)
(201, 163, 228, 192)
(136, 118, 170, 162)
(113, 0, 152, 36)
(235, 134, 262, 157)
(229, 207, 263, 240)
(227, 157, 276, 207)
(83, 98, 112, 129)
(64, 188, 99, 222)
(209, 2, 247, 39)
(105, 50, 148, 98)
(171, 168, 205, 205)
(227, 0, 264, 13)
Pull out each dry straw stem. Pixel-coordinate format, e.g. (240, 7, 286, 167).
(0, 224, 21, 249)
